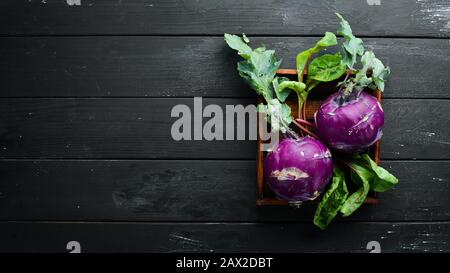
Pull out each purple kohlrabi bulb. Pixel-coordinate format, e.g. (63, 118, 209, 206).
(315, 91, 384, 153)
(264, 137, 333, 203)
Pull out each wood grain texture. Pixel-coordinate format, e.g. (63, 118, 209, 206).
(0, 0, 449, 254)
(0, 160, 448, 222)
(0, 37, 449, 98)
(0, 221, 448, 253)
(1, 0, 450, 37)
(0, 98, 448, 159)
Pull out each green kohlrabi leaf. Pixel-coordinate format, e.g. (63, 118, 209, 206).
(256, 103, 267, 113)
(279, 102, 294, 127)
(272, 77, 291, 102)
(257, 100, 293, 130)
(235, 48, 281, 101)
(354, 51, 390, 92)
(272, 77, 306, 102)
(340, 163, 371, 217)
(225, 33, 282, 101)
(352, 154, 399, 192)
(224, 33, 252, 59)
(296, 32, 338, 82)
(225, 33, 296, 134)
(313, 166, 349, 230)
(366, 51, 390, 92)
(242, 33, 250, 43)
(260, 99, 293, 132)
(307, 53, 346, 82)
(341, 153, 399, 217)
(305, 78, 321, 92)
(278, 80, 306, 95)
(335, 13, 364, 69)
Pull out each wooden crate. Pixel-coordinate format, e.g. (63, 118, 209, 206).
(256, 69, 380, 206)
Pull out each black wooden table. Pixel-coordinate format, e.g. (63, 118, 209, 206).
(0, 0, 449, 253)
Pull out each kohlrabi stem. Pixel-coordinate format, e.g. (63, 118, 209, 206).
(337, 70, 351, 95)
(292, 120, 319, 139)
(337, 71, 357, 105)
(260, 95, 300, 140)
(295, 118, 314, 127)
(297, 94, 304, 120)
(268, 106, 301, 140)
(296, 93, 306, 137)
(302, 91, 309, 121)
(297, 89, 310, 122)
(285, 125, 301, 140)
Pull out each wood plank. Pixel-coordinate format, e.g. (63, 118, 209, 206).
(0, 221, 448, 252)
(0, 160, 448, 222)
(1, 0, 450, 37)
(381, 99, 450, 160)
(0, 98, 448, 159)
(0, 37, 449, 98)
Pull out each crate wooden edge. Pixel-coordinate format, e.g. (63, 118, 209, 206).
(256, 68, 381, 206)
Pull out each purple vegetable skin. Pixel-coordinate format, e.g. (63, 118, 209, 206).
(264, 137, 333, 202)
(315, 91, 384, 153)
